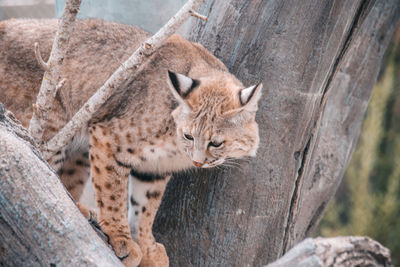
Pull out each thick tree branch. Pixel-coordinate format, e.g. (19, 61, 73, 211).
(0, 103, 122, 266)
(42, 0, 206, 160)
(267, 237, 392, 267)
(28, 0, 81, 143)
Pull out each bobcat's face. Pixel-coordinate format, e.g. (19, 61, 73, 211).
(167, 71, 262, 168)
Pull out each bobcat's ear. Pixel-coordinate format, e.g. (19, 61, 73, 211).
(239, 83, 263, 112)
(167, 70, 200, 106)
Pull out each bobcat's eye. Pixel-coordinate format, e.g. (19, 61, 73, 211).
(184, 133, 194, 141)
(209, 141, 224, 148)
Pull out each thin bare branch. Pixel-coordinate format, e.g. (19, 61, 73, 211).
(189, 10, 208, 21)
(34, 42, 50, 72)
(43, 0, 206, 159)
(28, 0, 82, 143)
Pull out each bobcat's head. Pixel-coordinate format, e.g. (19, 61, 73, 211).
(167, 70, 262, 168)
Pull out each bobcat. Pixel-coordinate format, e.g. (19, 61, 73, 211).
(0, 19, 262, 266)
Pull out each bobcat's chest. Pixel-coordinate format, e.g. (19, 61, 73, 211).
(133, 137, 192, 174)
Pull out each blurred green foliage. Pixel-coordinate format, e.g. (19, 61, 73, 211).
(317, 28, 400, 265)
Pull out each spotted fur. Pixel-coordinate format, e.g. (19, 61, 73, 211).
(0, 18, 262, 267)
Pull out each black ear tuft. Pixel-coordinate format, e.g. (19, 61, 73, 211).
(168, 70, 181, 95)
(239, 83, 263, 108)
(167, 70, 200, 98)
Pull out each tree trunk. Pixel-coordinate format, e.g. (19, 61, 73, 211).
(153, 0, 400, 266)
(0, 106, 122, 266)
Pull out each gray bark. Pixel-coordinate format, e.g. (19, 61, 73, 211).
(0, 105, 122, 266)
(154, 0, 400, 266)
(267, 236, 392, 267)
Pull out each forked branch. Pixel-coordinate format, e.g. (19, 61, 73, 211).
(42, 0, 207, 160)
(34, 42, 50, 72)
(28, 0, 82, 143)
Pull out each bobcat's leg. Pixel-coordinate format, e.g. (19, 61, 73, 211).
(89, 132, 142, 267)
(128, 172, 171, 267)
(58, 151, 90, 201)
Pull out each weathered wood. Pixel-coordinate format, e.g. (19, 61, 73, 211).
(0, 104, 122, 266)
(154, 0, 400, 265)
(267, 236, 392, 267)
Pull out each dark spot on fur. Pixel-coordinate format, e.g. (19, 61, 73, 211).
(113, 207, 119, 212)
(56, 151, 62, 155)
(130, 168, 167, 182)
(105, 182, 112, 189)
(106, 142, 111, 148)
(94, 184, 102, 192)
(142, 207, 146, 212)
(150, 148, 155, 153)
(110, 195, 116, 201)
(92, 135, 98, 145)
(103, 221, 109, 226)
(54, 159, 63, 165)
(146, 191, 161, 199)
(67, 169, 75, 175)
(98, 200, 104, 207)
(83, 152, 89, 158)
(90, 155, 95, 161)
(105, 165, 114, 172)
(135, 211, 139, 215)
(107, 206, 112, 211)
(94, 166, 101, 174)
(130, 196, 138, 206)
(140, 156, 147, 162)
(57, 169, 64, 176)
(115, 159, 133, 169)
(127, 148, 135, 154)
(78, 179, 84, 185)
(76, 160, 84, 166)
(117, 146, 121, 153)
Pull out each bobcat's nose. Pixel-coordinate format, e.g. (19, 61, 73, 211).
(192, 161, 204, 167)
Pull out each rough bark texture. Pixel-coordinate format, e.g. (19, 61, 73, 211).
(154, 0, 400, 266)
(267, 236, 392, 267)
(0, 104, 122, 267)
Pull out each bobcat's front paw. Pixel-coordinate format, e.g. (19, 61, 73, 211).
(110, 237, 142, 267)
(140, 242, 169, 267)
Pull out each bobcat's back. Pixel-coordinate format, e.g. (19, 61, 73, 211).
(0, 18, 150, 130)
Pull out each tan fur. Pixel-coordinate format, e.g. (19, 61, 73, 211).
(0, 19, 262, 266)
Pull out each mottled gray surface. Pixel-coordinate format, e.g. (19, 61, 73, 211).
(153, 0, 400, 266)
(0, 104, 122, 267)
(267, 236, 392, 267)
